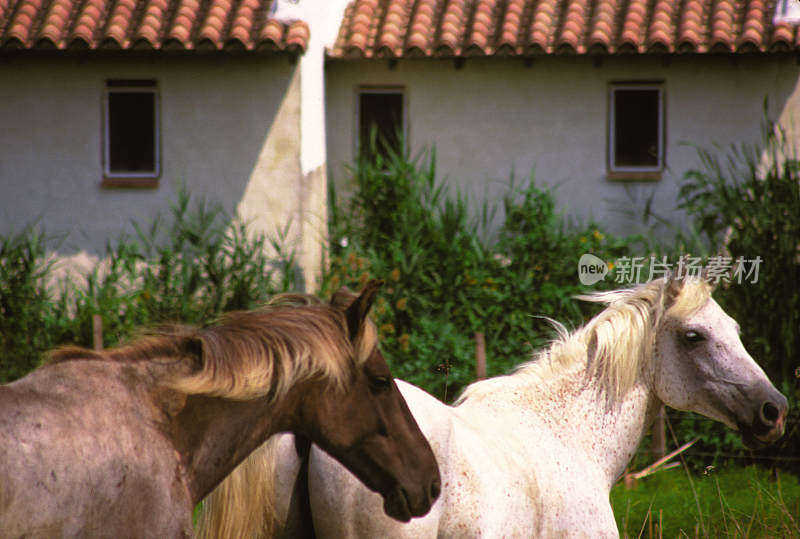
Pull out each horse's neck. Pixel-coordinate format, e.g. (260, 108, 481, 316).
(462, 355, 661, 487)
(172, 390, 297, 504)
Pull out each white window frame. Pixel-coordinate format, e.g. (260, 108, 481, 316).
(103, 83, 160, 179)
(608, 84, 664, 174)
(354, 86, 407, 159)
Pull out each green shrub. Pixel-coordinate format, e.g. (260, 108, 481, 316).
(325, 143, 637, 400)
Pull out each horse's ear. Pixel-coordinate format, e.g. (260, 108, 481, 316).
(344, 279, 384, 341)
(329, 286, 357, 310)
(181, 336, 205, 373)
(664, 269, 684, 308)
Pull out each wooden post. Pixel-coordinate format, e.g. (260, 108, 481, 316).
(623, 471, 637, 490)
(652, 404, 666, 460)
(92, 314, 103, 351)
(475, 332, 486, 380)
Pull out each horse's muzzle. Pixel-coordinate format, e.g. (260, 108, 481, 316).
(740, 394, 789, 448)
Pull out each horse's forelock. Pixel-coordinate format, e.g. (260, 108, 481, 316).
(663, 277, 712, 321)
(577, 277, 711, 397)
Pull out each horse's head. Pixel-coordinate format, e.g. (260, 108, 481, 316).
(653, 276, 788, 448)
(296, 280, 440, 522)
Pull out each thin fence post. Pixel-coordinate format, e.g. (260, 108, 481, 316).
(652, 404, 666, 460)
(475, 332, 486, 380)
(93, 314, 103, 351)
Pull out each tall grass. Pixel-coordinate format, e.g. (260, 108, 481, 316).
(612, 466, 800, 538)
(0, 227, 57, 381)
(0, 187, 297, 382)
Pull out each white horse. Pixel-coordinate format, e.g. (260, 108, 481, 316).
(198, 276, 788, 538)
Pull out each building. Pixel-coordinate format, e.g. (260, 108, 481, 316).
(325, 0, 800, 235)
(2, 0, 800, 285)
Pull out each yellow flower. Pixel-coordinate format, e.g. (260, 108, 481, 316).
(396, 298, 408, 310)
(593, 230, 604, 241)
(607, 261, 615, 271)
(380, 323, 395, 335)
(398, 333, 410, 352)
(390, 268, 401, 281)
(579, 236, 587, 243)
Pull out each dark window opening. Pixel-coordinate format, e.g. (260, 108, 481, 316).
(358, 91, 403, 164)
(612, 87, 661, 170)
(105, 83, 158, 176)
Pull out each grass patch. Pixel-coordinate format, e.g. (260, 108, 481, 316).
(611, 466, 800, 538)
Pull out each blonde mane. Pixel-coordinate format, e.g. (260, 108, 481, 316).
(49, 292, 377, 403)
(458, 277, 712, 403)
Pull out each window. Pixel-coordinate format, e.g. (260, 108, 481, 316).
(357, 88, 404, 164)
(104, 80, 159, 183)
(609, 84, 664, 177)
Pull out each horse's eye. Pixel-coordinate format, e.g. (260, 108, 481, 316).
(369, 375, 392, 391)
(683, 330, 705, 344)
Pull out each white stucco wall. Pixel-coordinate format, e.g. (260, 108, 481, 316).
(325, 55, 800, 238)
(0, 54, 326, 289)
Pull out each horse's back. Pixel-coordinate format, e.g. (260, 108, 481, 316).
(0, 365, 194, 537)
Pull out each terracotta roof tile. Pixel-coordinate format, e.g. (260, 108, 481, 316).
(497, 0, 524, 54)
(528, 0, 558, 53)
(739, 0, 767, 49)
(677, 0, 706, 51)
(406, 0, 436, 56)
(436, 0, 465, 55)
(556, 0, 590, 54)
(464, 0, 490, 54)
(587, 0, 617, 53)
(710, 0, 738, 51)
(647, 0, 675, 52)
(330, 0, 800, 58)
(0, 0, 309, 52)
(376, 0, 410, 56)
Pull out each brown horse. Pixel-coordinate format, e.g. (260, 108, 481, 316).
(0, 281, 440, 537)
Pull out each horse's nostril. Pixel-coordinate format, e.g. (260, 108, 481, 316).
(430, 478, 441, 501)
(761, 401, 780, 425)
